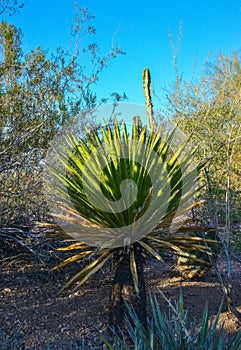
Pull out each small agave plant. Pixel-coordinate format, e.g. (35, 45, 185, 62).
(46, 69, 217, 328)
(100, 289, 241, 350)
(176, 230, 220, 279)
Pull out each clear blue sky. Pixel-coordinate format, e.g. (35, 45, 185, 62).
(2, 0, 241, 109)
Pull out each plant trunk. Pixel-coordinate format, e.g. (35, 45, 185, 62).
(109, 248, 147, 329)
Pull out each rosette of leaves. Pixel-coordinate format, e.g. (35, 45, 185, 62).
(48, 118, 217, 327)
(176, 230, 220, 279)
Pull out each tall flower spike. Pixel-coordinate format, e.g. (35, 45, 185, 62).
(142, 68, 156, 129)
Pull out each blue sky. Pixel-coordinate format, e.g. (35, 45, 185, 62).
(2, 0, 241, 109)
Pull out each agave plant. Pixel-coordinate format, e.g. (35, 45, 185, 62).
(176, 230, 220, 279)
(45, 111, 218, 328)
(100, 289, 241, 350)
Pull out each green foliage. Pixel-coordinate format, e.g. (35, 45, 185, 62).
(100, 289, 241, 350)
(0, 5, 122, 227)
(167, 52, 241, 227)
(50, 117, 214, 294)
